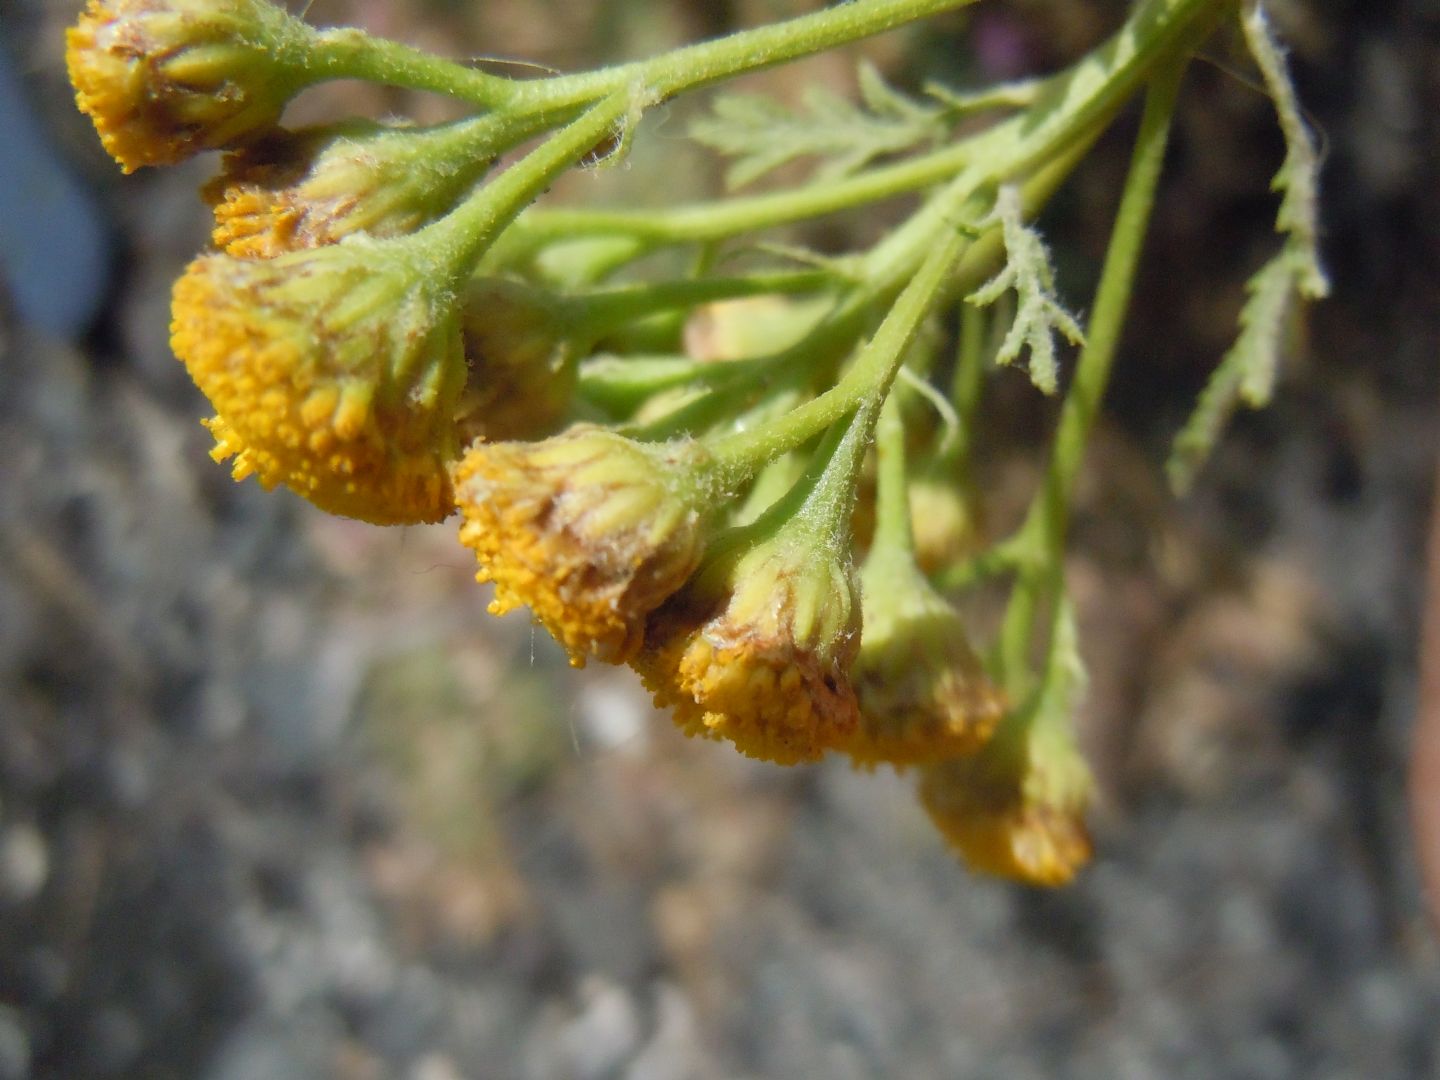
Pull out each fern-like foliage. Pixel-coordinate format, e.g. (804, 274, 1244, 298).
(1167, 1, 1329, 492)
(966, 185, 1085, 395)
(690, 61, 950, 190)
(1167, 253, 1299, 491)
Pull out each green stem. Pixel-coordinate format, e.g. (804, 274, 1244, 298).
(417, 93, 634, 280)
(361, 110, 560, 202)
(621, 221, 941, 441)
(310, 28, 521, 108)
(701, 116, 1100, 476)
(705, 198, 972, 476)
(1044, 62, 1187, 543)
(995, 59, 1187, 695)
(502, 0, 1227, 267)
(950, 301, 989, 467)
(311, 0, 975, 113)
(566, 269, 839, 338)
(966, 0, 1222, 184)
(539, 0, 976, 108)
(871, 392, 915, 556)
(797, 406, 881, 540)
(507, 141, 977, 250)
(630, 102, 1105, 446)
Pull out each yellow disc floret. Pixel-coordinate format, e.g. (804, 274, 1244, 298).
(452, 426, 715, 666)
(918, 716, 1094, 887)
(205, 119, 501, 259)
(66, 0, 312, 173)
(170, 241, 466, 524)
(637, 531, 862, 765)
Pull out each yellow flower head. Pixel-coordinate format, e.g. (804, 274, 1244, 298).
(454, 278, 577, 443)
(170, 241, 466, 524)
(638, 529, 861, 765)
(918, 716, 1093, 887)
(205, 119, 498, 259)
(451, 426, 715, 666)
(66, 0, 311, 173)
(845, 551, 1005, 768)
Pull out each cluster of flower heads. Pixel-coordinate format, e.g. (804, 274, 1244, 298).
(67, 0, 1099, 886)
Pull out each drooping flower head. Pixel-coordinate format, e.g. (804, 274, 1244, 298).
(637, 527, 862, 764)
(451, 426, 719, 666)
(170, 238, 466, 523)
(66, 0, 314, 172)
(636, 416, 870, 765)
(205, 116, 521, 259)
(917, 600, 1094, 886)
(918, 717, 1093, 886)
(845, 548, 1005, 768)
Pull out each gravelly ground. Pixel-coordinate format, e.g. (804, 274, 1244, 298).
(2, 1, 1440, 1077)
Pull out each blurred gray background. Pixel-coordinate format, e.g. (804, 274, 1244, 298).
(1, 1, 1438, 1077)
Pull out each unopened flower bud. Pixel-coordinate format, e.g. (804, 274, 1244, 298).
(452, 426, 716, 666)
(170, 240, 466, 523)
(67, 0, 314, 172)
(846, 549, 1005, 768)
(907, 468, 983, 574)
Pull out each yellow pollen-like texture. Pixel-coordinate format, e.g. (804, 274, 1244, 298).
(170, 259, 454, 524)
(638, 628, 859, 766)
(848, 652, 1005, 769)
(204, 139, 373, 259)
(451, 434, 704, 666)
(209, 183, 319, 260)
(65, 0, 288, 173)
(919, 767, 1093, 887)
(66, 5, 166, 172)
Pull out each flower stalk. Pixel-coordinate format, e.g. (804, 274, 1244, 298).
(997, 57, 1188, 697)
(64, 0, 1321, 885)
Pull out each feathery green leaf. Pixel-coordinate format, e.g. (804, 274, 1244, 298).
(966, 186, 1085, 395)
(689, 61, 949, 190)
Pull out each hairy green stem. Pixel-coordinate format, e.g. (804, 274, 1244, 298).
(519, 0, 977, 110)
(996, 59, 1187, 695)
(502, 0, 1228, 269)
(418, 93, 635, 279)
(870, 392, 916, 556)
(705, 202, 971, 476)
(310, 28, 521, 108)
(312, 0, 975, 113)
(507, 141, 977, 250)
(698, 121, 1096, 475)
